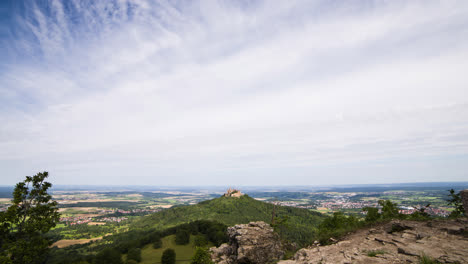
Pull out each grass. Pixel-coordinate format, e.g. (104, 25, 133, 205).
(366, 249, 386, 257)
(420, 254, 440, 264)
(135, 234, 200, 264)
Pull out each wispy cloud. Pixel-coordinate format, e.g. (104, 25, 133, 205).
(1, 0, 468, 185)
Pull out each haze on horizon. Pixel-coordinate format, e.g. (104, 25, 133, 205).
(1, 0, 468, 186)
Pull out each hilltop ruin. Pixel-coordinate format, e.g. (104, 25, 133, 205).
(224, 188, 244, 198)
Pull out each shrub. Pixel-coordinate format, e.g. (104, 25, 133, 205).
(420, 254, 440, 264)
(127, 248, 141, 263)
(366, 249, 385, 257)
(447, 189, 465, 218)
(153, 238, 163, 249)
(161, 248, 176, 264)
(175, 228, 190, 245)
(94, 248, 123, 264)
(191, 247, 213, 264)
(194, 235, 209, 247)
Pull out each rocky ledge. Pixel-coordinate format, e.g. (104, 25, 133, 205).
(280, 218, 468, 264)
(210, 221, 284, 264)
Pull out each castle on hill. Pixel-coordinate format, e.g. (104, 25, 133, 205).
(224, 188, 244, 198)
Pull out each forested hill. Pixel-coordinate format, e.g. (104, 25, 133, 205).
(131, 195, 325, 246)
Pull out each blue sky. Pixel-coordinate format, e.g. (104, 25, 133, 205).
(1, 0, 468, 186)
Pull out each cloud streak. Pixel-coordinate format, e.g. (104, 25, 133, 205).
(1, 0, 468, 185)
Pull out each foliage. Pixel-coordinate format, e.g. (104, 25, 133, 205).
(419, 254, 440, 264)
(153, 236, 163, 249)
(127, 248, 142, 263)
(407, 205, 431, 220)
(191, 247, 213, 264)
(0, 171, 60, 264)
(104, 220, 227, 255)
(175, 228, 190, 245)
(193, 235, 209, 247)
(447, 189, 465, 217)
(366, 249, 385, 257)
(94, 248, 123, 264)
(363, 199, 401, 223)
(378, 200, 400, 219)
(363, 207, 380, 222)
(47, 222, 113, 240)
(317, 212, 361, 245)
(161, 248, 176, 264)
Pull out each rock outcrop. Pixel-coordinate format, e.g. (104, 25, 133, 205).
(224, 188, 244, 198)
(210, 221, 284, 264)
(279, 218, 468, 264)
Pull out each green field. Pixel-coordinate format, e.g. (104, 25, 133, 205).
(132, 235, 199, 264)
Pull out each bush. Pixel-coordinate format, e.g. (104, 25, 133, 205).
(447, 189, 465, 218)
(191, 247, 213, 264)
(153, 237, 163, 249)
(379, 200, 400, 220)
(194, 235, 209, 247)
(363, 207, 380, 223)
(175, 228, 190, 245)
(161, 249, 176, 264)
(94, 248, 123, 264)
(127, 248, 141, 263)
(420, 254, 440, 264)
(367, 249, 385, 257)
(317, 212, 362, 245)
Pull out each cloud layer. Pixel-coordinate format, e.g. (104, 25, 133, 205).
(1, 0, 468, 185)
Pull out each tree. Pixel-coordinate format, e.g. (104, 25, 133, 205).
(447, 189, 465, 217)
(175, 228, 190, 245)
(378, 200, 399, 219)
(161, 248, 176, 264)
(194, 234, 209, 247)
(127, 248, 142, 263)
(191, 247, 213, 264)
(363, 207, 380, 222)
(153, 237, 162, 249)
(0, 171, 60, 264)
(94, 248, 123, 264)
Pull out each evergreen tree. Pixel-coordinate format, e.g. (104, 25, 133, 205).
(447, 189, 465, 217)
(378, 200, 399, 219)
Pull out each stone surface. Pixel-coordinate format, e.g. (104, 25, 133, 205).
(224, 188, 244, 198)
(210, 221, 284, 264)
(278, 219, 468, 264)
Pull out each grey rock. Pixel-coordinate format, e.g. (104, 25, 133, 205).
(211, 221, 284, 264)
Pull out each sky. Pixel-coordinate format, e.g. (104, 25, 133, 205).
(0, 0, 468, 186)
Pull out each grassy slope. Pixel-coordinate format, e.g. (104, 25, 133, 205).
(137, 235, 198, 264)
(132, 195, 325, 246)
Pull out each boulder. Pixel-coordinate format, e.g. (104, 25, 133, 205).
(210, 221, 284, 264)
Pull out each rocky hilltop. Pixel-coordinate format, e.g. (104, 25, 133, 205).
(211, 221, 284, 264)
(212, 219, 468, 264)
(281, 218, 468, 264)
